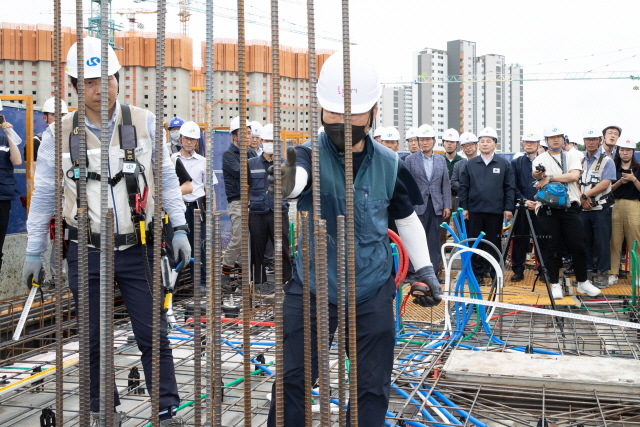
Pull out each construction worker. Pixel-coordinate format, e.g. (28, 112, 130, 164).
(373, 125, 385, 143)
(0, 102, 23, 272)
(247, 123, 291, 287)
(600, 125, 622, 158)
(406, 126, 419, 154)
(442, 129, 463, 180)
(450, 132, 478, 196)
(249, 120, 263, 157)
(459, 127, 515, 283)
(172, 121, 215, 290)
(532, 126, 601, 298)
(32, 98, 68, 162)
(405, 123, 451, 278)
(608, 137, 640, 286)
(267, 49, 441, 427)
(380, 126, 400, 152)
(167, 117, 185, 154)
(22, 37, 190, 426)
(510, 130, 546, 282)
(579, 126, 616, 287)
(563, 135, 579, 152)
(221, 116, 253, 286)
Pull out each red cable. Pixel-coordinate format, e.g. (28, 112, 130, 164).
(389, 229, 409, 289)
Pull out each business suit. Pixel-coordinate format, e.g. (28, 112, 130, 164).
(405, 152, 451, 271)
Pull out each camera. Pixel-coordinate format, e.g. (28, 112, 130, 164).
(0, 114, 4, 125)
(535, 164, 546, 173)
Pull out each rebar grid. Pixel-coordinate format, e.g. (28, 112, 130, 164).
(236, 0, 253, 424)
(52, 0, 65, 422)
(300, 211, 313, 426)
(314, 218, 331, 425)
(336, 216, 347, 425)
(211, 214, 223, 426)
(3, 294, 640, 426)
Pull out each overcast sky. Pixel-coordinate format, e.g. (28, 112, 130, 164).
(9, 0, 640, 141)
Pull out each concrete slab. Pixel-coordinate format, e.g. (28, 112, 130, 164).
(443, 349, 640, 394)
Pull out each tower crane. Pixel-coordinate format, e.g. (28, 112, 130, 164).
(114, 9, 158, 31)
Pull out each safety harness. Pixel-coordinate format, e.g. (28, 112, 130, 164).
(579, 153, 614, 209)
(64, 104, 150, 248)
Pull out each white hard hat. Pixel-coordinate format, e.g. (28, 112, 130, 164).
(179, 121, 201, 139)
(417, 124, 436, 138)
(522, 130, 541, 142)
(478, 127, 498, 140)
(317, 49, 381, 114)
(582, 127, 602, 139)
(540, 139, 549, 148)
(230, 116, 240, 132)
(250, 121, 263, 137)
(616, 138, 636, 149)
(373, 127, 385, 138)
(442, 128, 460, 142)
(65, 37, 121, 79)
(459, 132, 478, 145)
(405, 127, 418, 140)
(42, 98, 69, 114)
(381, 127, 400, 141)
(261, 123, 274, 141)
(543, 126, 564, 138)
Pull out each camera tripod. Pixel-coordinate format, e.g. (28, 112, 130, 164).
(500, 199, 565, 335)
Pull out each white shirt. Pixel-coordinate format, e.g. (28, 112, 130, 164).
(532, 149, 583, 208)
(481, 153, 495, 165)
(172, 151, 218, 202)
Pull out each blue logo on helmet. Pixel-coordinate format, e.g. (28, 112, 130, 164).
(588, 130, 593, 134)
(86, 57, 101, 67)
(552, 128, 557, 132)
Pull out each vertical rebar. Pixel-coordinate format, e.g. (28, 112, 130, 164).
(210, 214, 223, 426)
(341, 0, 358, 423)
(336, 216, 347, 426)
(53, 0, 64, 422)
(98, 0, 111, 423)
(152, 0, 167, 423)
(104, 209, 115, 427)
(204, 1, 218, 425)
(270, 0, 285, 423)
(305, 1, 319, 424)
(315, 219, 331, 425)
(237, 0, 252, 424)
(75, 1, 90, 424)
(193, 210, 203, 426)
(300, 211, 312, 426)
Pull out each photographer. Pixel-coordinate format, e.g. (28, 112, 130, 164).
(532, 126, 601, 298)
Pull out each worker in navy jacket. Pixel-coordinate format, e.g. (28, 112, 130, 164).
(459, 127, 515, 283)
(510, 131, 546, 282)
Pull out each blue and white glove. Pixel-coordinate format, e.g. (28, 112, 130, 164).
(22, 253, 44, 291)
(172, 230, 191, 266)
(410, 265, 442, 307)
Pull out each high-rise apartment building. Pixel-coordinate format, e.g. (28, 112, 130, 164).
(447, 40, 477, 136)
(378, 84, 413, 141)
(412, 47, 448, 134)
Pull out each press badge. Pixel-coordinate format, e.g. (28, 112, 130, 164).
(123, 162, 137, 174)
(493, 168, 500, 173)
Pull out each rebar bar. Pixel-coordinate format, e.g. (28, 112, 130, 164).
(300, 211, 312, 426)
(315, 218, 331, 425)
(98, 0, 112, 423)
(152, 0, 167, 423)
(204, 0, 218, 424)
(270, 0, 285, 423)
(74, 1, 90, 424)
(237, 0, 252, 424)
(104, 209, 115, 427)
(52, 0, 64, 422)
(193, 210, 203, 426)
(336, 215, 347, 426)
(340, 0, 358, 423)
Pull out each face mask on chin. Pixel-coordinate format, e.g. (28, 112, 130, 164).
(321, 109, 372, 152)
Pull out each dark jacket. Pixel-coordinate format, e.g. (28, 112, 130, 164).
(451, 158, 467, 195)
(511, 154, 537, 201)
(0, 134, 16, 200)
(247, 154, 288, 214)
(459, 154, 515, 214)
(222, 143, 255, 203)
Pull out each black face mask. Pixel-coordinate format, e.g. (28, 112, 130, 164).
(322, 109, 373, 152)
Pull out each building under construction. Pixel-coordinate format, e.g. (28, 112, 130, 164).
(1, 1, 640, 427)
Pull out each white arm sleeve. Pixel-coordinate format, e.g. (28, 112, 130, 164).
(286, 166, 309, 199)
(395, 212, 432, 270)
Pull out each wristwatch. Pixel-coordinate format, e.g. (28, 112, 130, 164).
(548, 174, 554, 182)
(173, 224, 190, 233)
(581, 194, 587, 200)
